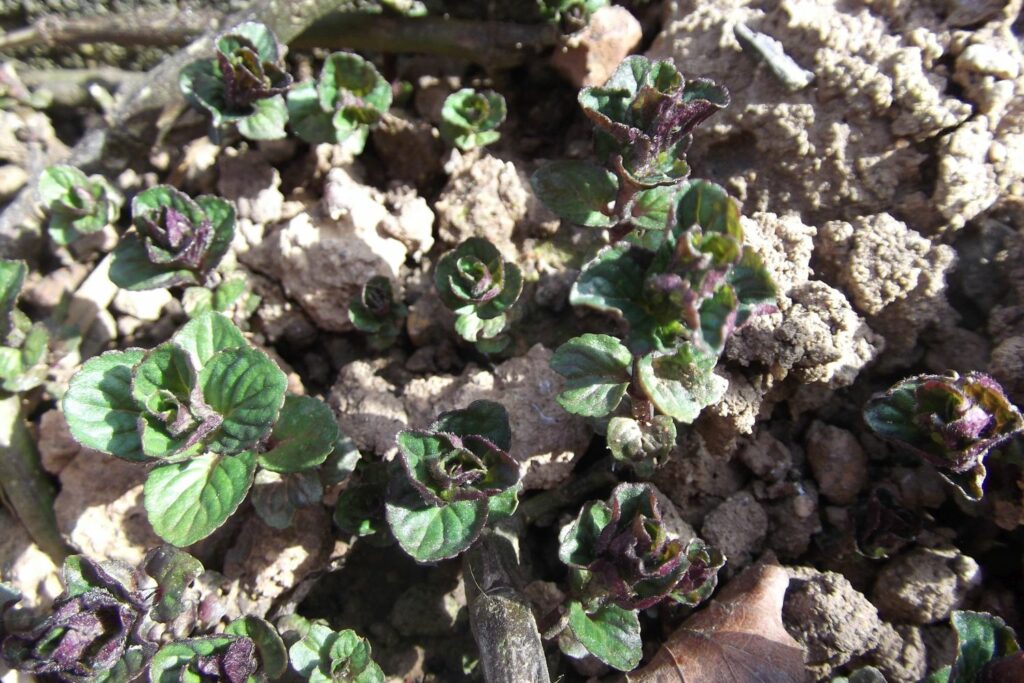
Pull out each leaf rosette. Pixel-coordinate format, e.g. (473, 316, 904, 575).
(863, 372, 1024, 500)
(288, 618, 384, 683)
(579, 56, 729, 188)
(348, 276, 406, 350)
(110, 185, 235, 291)
(287, 52, 392, 150)
(434, 237, 522, 345)
(180, 21, 292, 140)
(440, 88, 507, 151)
(558, 483, 723, 610)
(62, 313, 296, 545)
(385, 401, 521, 562)
(38, 165, 122, 246)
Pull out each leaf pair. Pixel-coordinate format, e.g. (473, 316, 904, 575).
(38, 165, 122, 246)
(109, 185, 236, 292)
(0, 260, 49, 394)
(287, 52, 392, 151)
(63, 312, 338, 545)
(385, 401, 521, 563)
(180, 21, 293, 140)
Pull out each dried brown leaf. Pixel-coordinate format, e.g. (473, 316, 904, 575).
(628, 562, 809, 683)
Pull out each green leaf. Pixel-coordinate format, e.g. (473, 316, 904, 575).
(950, 610, 1021, 682)
(63, 349, 148, 461)
(93, 646, 148, 683)
(454, 309, 507, 342)
(141, 545, 204, 623)
(636, 344, 728, 424)
(287, 80, 336, 144)
(487, 484, 521, 521)
(530, 161, 618, 227)
(630, 185, 678, 231)
(193, 195, 236, 273)
(729, 248, 777, 312)
(172, 311, 247, 367)
(38, 165, 87, 205)
(430, 400, 511, 452)
(564, 600, 641, 672)
(557, 500, 612, 567)
(259, 395, 339, 472)
(149, 636, 238, 683)
(230, 21, 280, 62)
(130, 343, 194, 420)
(569, 244, 646, 323)
(144, 452, 256, 546)
(237, 95, 288, 140)
(289, 623, 383, 683)
(199, 346, 287, 454)
(251, 469, 323, 529)
(606, 415, 676, 476)
(319, 52, 392, 116)
(226, 615, 288, 678)
(0, 259, 27, 336)
(109, 234, 197, 291)
(675, 180, 742, 239)
(550, 334, 632, 417)
(213, 277, 248, 312)
(385, 480, 487, 562)
(441, 88, 506, 151)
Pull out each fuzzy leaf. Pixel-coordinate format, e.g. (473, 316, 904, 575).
(173, 311, 247, 367)
(948, 611, 1022, 683)
(569, 243, 646, 323)
(144, 452, 256, 546)
(385, 478, 487, 563)
(110, 234, 196, 290)
(430, 400, 512, 452)
(251, 469, 323, 529)
(636, 345, 727, 423)
(150, 636, 249, 683)
(198, 346, 286, 454)
(630, 185, 678, 231)
(607, 415, 676, 477)
(237, 94, 288, 140)
(259, 394, 339, 472)
(142, 546, 204, 623)
(287, 80, 336, 143)
(63, 349, 148, 461)
(564, 601, 641, 672)
(550, 334, 632, 417)
(531, 161, 618, 227)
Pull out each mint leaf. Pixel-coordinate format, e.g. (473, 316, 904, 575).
(173, 311, 247, 366)
(144, 452, 256, 546)
(636, 345, 727, 423)
(62, 349, 148, 461)
(259, 394, 339, 472)
(531, 161, 618, 227)
(385, 480, 487, 563)
(550, 334, 632, 417)
(199, 346, 287, 454)
(563, 600, 641, 672)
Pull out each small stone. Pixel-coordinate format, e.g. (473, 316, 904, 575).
(872, 548, 981, 624)
(957, 43, 1020, 80)
(0, 164, 28, 202)
(112, 287, 173, 322)
(550, 6, 643, 88)
(700, 490, 767, 571)
(738, 430, 793, 482)
(805, 421, 868, 505)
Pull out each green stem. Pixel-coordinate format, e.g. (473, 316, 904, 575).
(0, 393, 70, 562)
(517, 457, 618, 526)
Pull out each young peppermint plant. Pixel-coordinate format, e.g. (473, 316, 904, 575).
(434, 237, 523, 353)
(38, 165, 122, 247)
(62, 312, 340, 546)
(284, 615, 384, 683)
(550, 181, 776, 474)
(182, 273, 261, 322)
(385, 400, 521, 563)
(0, 540, 288, 679)
(927, 611, 1024, 682)
(348, 276, 406, 351)
(180, 21, 293, 140)
(531, 55, 729, 240)
(286, 52, 392, 152)
(109, 185, 235, 291)
(440, 88, 507, 152)
(0, 260, 48, 393)
(864, 372, 1024, 501)
(548, 483, 723, 671)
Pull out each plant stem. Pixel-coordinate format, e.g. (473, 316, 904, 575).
(517, 457, 618, 526)
(0, 393, 70, 562)
(464, 530, 551, 683)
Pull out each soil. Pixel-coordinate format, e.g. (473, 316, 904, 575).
(2, 1, 1024, 681)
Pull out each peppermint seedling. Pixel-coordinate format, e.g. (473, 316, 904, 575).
(549, 483, 723, 670)
(348, 276, 406, 351)
(434, 237, 523, 353)
(386, 400, 522, 563)
(182, 273, 261, 322)
(287, 52, 392, 152)
(531, 56, 728, 239)
(180, 21, 293, 140)
(109, 185, 235, 291)
(538, 0, 608, 30)
(550, 181, 775, 473)
(62, 312, 340, 545)
(864, 372, 1024, 501)
(37, 165, 121, 247)
(440, 88, 507, 152)
(286, 615, 384, 683)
